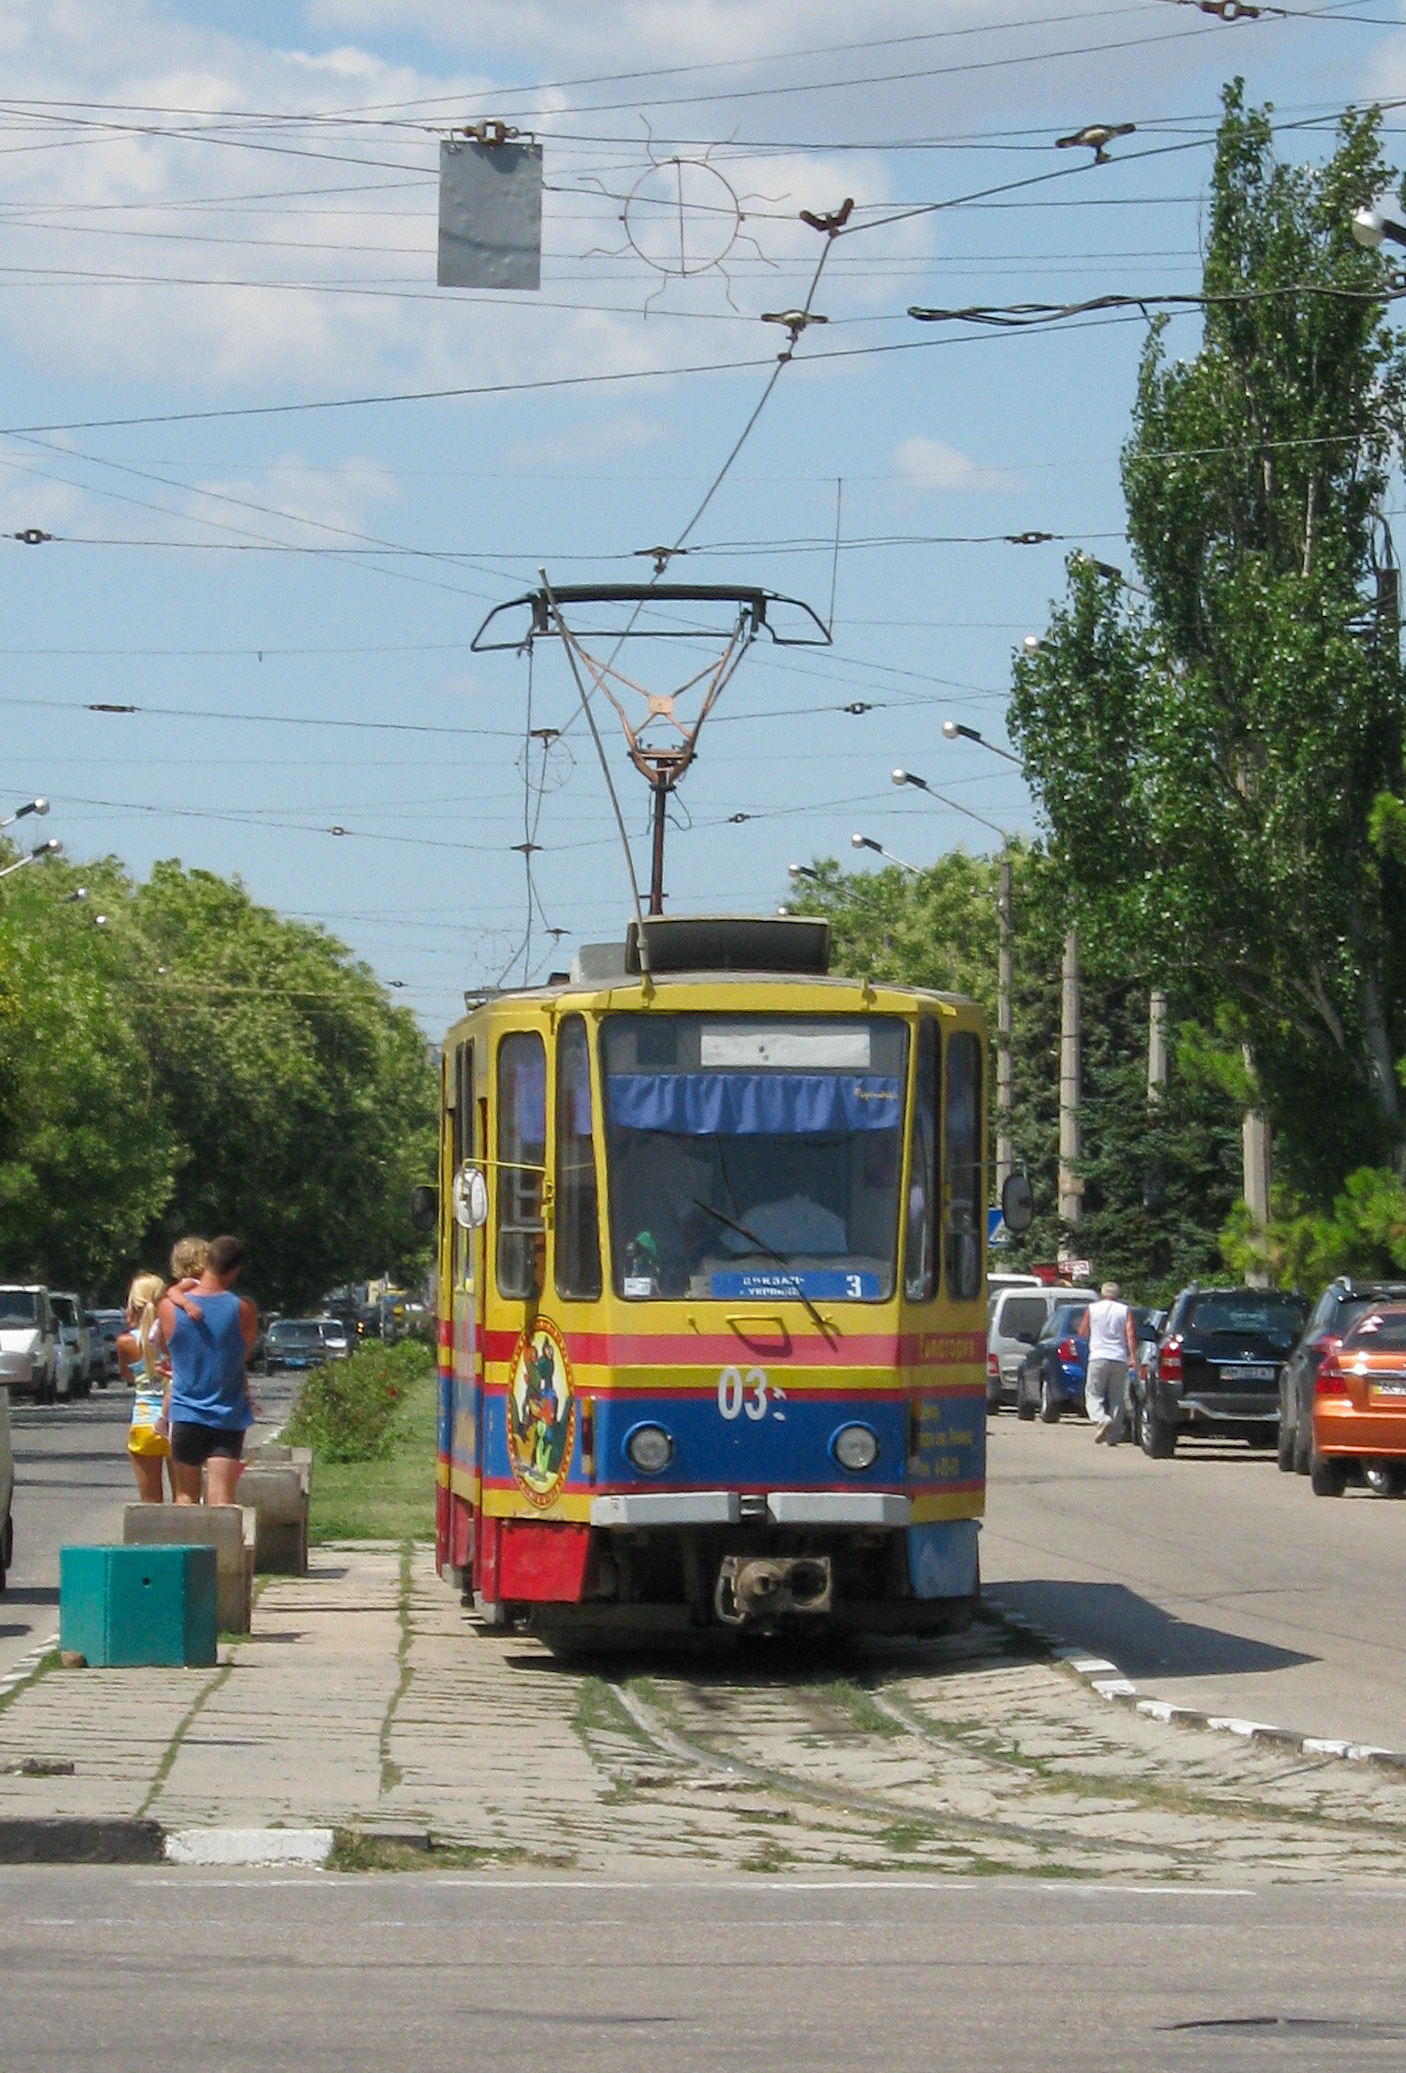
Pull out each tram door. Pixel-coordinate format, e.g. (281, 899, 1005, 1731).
(447, 1039, 480, 1578)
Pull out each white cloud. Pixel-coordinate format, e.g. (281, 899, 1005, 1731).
(892, 435, 1019, 492)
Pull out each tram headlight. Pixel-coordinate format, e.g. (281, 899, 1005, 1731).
(624, 1422, 674, 1475)
(831, 1423, 879, 1473)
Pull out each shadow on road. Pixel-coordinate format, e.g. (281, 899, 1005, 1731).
(0, 1587, 58, 1608)
(992, 1579, 1316, 1681)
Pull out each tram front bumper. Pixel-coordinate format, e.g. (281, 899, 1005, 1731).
(589, 1490, 912, 1528)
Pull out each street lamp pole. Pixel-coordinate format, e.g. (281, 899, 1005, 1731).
(898, 758, 1018, 1191)
(851, 832, 919, 875)
(0, 837, 62, 882)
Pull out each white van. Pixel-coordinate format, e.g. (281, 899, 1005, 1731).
(988, 1282, 1097, 1412)
(0, 1286, 58, 1402)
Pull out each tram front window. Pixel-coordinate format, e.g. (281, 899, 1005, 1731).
(601, 1014, 908, 1301)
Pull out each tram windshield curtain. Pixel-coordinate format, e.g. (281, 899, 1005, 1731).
(606, 1072, 901, 1137)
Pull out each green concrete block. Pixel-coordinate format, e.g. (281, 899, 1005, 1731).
(59, 1544, 218, 1668)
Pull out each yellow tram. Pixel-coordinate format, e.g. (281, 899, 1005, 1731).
(428, 914, 1004, 1641)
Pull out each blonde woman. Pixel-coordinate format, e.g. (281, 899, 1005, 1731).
(117, 1272, 171, 1502)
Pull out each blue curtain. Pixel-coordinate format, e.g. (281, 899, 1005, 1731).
(606, 1071, 901, 1136)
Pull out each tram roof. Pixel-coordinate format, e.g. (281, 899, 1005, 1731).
(447, 916, 978, 1037)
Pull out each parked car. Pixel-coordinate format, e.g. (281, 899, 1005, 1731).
(315, 1315, 350, 1361)
(263, 1317, 347, 1372)
(1018, 1303, 1160, 1424)
(1015, 1303, 1090, 1422)
(987, 1283, 1096, 1412)
(0, 1285, 58, 1402)
(87, 1308, 125, 1388)
(1134, 1285, 1311, 1456)
(1309, 1302, 1406, 1496)
(0, 1377, 11, 1592)
(49, 1293, 92, 1398)
(1277, 1277, 1406, 1476)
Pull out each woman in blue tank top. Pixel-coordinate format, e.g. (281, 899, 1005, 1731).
(158, 1234, 260, 1506)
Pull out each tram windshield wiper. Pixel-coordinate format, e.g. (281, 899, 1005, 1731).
(690, 1198, 838, 1344)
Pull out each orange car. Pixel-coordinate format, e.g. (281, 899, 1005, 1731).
(1311, 1304, 1406, 1496)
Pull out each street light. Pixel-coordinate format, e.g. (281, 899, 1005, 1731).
(0, 797, 48, 832)
(0, 837, 62, 882)
(934, 726, 1025, 773)
(892, 766, 1011, 836)
(1352, 197, 1406, 250)
(851, 832, 919, 874)
(788, 862, 821, 883)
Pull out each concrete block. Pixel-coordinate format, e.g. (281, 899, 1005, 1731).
(238, 1468, 309, 1575)
(60, 1545, 218, 1668)
(122, 1504, 254, 1635)
(239, 1446, 312, 1575)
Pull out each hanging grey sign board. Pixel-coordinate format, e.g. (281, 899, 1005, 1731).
(437, 138, 542, 291)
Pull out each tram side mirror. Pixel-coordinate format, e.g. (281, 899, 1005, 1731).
(452, 1165, 490, 1231)
(409, 1185, 438, 1235)
(1001, 1171, 1034, 1236)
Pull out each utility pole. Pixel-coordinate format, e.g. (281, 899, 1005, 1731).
(1147, 989, 1168, 1102)
(1241, 1042, 1272, 1286)
(996, 848, 1013, 1191)
(1058, 926, 1082, 1226)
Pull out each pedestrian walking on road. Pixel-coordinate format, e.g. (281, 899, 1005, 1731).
(1080, 1282, 1137, 1446)
(117, 1272, 172, 1502)
(158, 1235, 259, 1507)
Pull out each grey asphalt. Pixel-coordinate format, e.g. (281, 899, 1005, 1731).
(0, 1868, 1402, 2072)
(983, 1412, 1406, 1751)
(0, 1372, 302, 1681)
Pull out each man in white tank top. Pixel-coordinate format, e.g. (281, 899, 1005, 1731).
(1079, 1281, 1136, 1445)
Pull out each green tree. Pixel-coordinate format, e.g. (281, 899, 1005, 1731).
(0, 852, 177, 1290)
(0, 850, 436, 1308)
(128, 863, 436, 1312)
(1010, 86, 1406, 1198)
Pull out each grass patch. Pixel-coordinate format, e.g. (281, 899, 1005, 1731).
(0, 1650, 58, 1717)
(379, 1544, 413, 1794)
(308, 1368, 436, 1543)
(818, 1679, 907, 1739)
(329, 1828, 577, 1874)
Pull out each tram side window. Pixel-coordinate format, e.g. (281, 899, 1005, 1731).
(944, 1031, 983, 1302)
(904, 1019, 937, 1301)
(497, 1032, 546, 1298)
(451, 1040, 474, 1287)
(556, 1016, 602, 1300)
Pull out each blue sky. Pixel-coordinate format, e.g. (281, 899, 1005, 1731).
(2, 0, 1402, 1032)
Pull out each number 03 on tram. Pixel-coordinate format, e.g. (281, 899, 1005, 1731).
(419, 915, 1014, 1645)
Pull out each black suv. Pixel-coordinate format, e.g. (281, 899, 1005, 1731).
(1137, 1285, 1310, 1457)
(1277, 1277, 1406, 1476)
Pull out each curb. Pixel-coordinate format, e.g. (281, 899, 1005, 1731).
(164, 1827, 334, 1867)
(0, 1818, 165, 1865)
(0, 1631, 60, 1706)
(981, 1595, 1406, 1773)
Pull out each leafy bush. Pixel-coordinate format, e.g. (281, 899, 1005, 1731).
(283, 1339, 433, 1463)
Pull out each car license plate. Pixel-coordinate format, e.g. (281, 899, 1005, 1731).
(1371, 1380, 1406, 1397)
(1221, 1365, 1275, 1383)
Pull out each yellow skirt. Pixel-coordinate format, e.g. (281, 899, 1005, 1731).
(128, 1424, 170, 1460)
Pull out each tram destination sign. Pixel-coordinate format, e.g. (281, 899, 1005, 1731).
(709, 1270, 880, 1301)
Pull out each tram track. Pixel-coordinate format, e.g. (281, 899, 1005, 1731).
(603, 1663, 1215, 1876)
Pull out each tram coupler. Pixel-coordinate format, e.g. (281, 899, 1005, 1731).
(713, 1554, 833, 1627)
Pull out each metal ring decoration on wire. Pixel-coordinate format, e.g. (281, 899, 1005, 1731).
(622, 154, 745, 283)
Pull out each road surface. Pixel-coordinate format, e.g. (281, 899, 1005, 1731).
(983, 1412, 1406, 1751)
(0, 1869, 1401, 2073)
